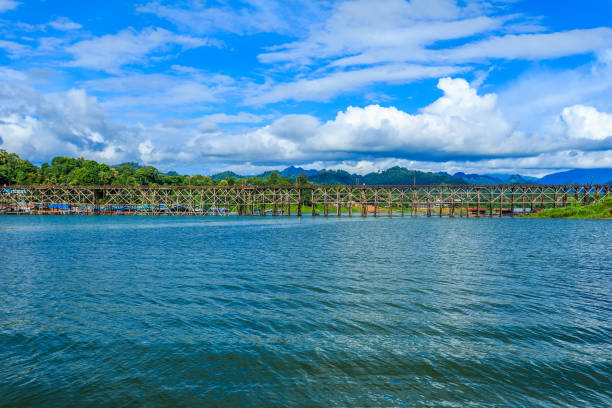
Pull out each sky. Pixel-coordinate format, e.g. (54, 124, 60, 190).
(0, 0, 611, 176)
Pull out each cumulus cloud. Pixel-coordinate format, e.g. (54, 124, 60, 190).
(561, 105, 612, 140)
(0, 78, 134, 163)
(65, 27, 219, 73)
(198, 78, 612, 164)
(2, 75, 611, 175)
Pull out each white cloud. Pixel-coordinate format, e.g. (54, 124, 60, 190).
(137, 0, 326, 36)
(259, 0, 501, 66)
(249, 0, 612, 105)
(561, 105, 612, 141)
(435, 28, 612, 63)
(48, 17, 82, 31)
(65, 27, 219, 73)
(0, 39, 29, 57)
(294, 150, 612, 177)
(2, 75, 610, 174)
(258, 0, 612, 69)
(245, 64, 465, 104)
(498, 56, 612, 133)
(192, 78, 611, 165)
(0, 0, 19, 13)
(0, 76, 135, 163)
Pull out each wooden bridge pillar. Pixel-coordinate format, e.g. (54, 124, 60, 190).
(297, 189, 302, 217)
(361, 190, 367, 217)
(312, 190, 316, 216)
(337, 190, 341, 217)
(92, 189, 102, 215)
(286, 192, 291, 217)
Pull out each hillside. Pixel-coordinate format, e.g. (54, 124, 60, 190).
(308, 170, 356, 185)
(451, 172, 536, 185)
(537, 169, 612, 184)
(308, 167, 467, 185)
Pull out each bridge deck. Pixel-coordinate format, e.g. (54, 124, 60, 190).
(1, 184, 609, 217)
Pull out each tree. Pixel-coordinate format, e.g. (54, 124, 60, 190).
(134, 166, 162, 186)
(296, 173, 308, 186)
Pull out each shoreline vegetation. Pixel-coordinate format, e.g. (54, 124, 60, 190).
(524, 196, 612, 219)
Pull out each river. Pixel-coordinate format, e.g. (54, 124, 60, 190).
(1, 216, 610, 406)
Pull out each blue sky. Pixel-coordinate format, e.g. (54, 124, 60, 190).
(0, 0, 611, 176)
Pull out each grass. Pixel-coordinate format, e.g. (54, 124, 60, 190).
(525, 196, 612, 219)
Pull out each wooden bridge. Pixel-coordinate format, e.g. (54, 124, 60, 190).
(1, 184, 610, 217)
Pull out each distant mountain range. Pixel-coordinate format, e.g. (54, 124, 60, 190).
(535, 168, 612, 184)
(210, 166, 612, 186)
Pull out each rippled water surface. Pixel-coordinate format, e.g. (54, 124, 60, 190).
(1, 216, 611, 407)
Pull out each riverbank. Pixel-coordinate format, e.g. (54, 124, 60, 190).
(526, 196, 612, 219)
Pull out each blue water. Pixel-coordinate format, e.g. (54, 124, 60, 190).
(1, 216, 611, 407)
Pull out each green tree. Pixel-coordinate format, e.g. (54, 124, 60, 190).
(134, 166, 162, 186)
(296, 173, 308, 185)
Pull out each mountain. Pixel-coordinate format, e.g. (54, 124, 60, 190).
(281, 166, 318, 177)
(451, 172, 503, 185)
(309, 169, 356, 185)
(486, 173, 538, 183)
(211, 171, 243, 181)
(363, 167, 466, 185)
(308, 167, 467, 186)
(451, 172, 537, 185)
(537, 169, 612, 184)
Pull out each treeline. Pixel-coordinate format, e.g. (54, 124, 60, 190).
(309, 167, 467, 185)
(1, 149, 468, 187)
(0, 150, 300, 187)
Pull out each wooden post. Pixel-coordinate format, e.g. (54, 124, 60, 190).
(499, 188, 503, 217)
(287, 191, 291, 217)
(510, 187, 515, 217)
(574, 186, 579, 203)
(361, 189, 367, 217)
(427, 188, 431, 217)
(489, 190, 493, 217)
(337, 190, 341, 217)
(476, 189, 480, 217)
(388, 190, 392, 217)
(93, 189, 101, 215)
(311, 190, 316, 216)
(297, 189, 302, 217)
